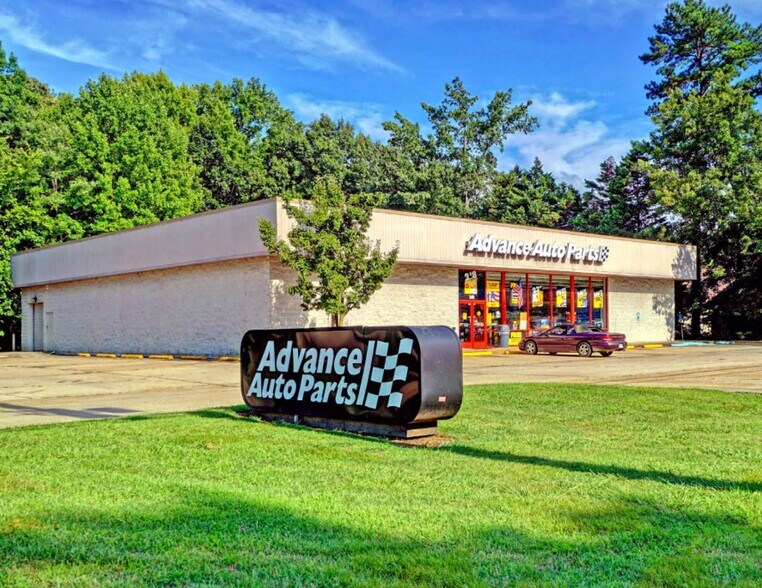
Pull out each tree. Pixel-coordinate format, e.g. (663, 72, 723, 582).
(0, 42, 82, 345)
(258, 179, 398, 327)
(53, 71, 204, 233)
(475, 159, 581, 229)
(188, 80, 259, 209)
(641, 0, 762, 105)
(640, 0, 762, 338)
(383, 77, 537, 216)
(573, 144, 665, 238)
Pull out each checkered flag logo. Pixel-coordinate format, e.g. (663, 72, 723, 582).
(363, 338, 414, 410)
(598, 246, 610, 263)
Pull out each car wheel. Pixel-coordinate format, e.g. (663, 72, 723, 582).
(577, 341, 593, 357)
(524, 340, 539, 355)
(600, 351, 613, 357)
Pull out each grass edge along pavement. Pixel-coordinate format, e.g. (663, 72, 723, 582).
(0, 382, 760, 586)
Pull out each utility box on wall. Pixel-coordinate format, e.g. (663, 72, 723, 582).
(240, 325, 463, 438)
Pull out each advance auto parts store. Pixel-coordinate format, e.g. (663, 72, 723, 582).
(11, 198, 697, 356)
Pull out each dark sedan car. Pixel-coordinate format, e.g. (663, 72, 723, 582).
(519, 324, 627, 357)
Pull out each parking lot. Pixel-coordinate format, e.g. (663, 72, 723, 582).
(1, 345, 760, 428)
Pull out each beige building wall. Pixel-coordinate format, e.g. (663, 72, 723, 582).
(269, 262, 458, 331)
(347, 264, 458, 329)
(608, 276, 675, 343)
(20, 258, 271, 356)
(18, 259, 678, 354)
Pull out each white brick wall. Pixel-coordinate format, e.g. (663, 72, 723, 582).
(269, 262, 458, 330)
(347, 264, 458, 329)
(608, 276, 675, 343)
(20, 258, 270, 356)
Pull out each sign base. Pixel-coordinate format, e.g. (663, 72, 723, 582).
(253, 412, 439, 439)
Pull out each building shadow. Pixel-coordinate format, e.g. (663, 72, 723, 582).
(1, 483, 757, 584)
(269, 267, 320, 329)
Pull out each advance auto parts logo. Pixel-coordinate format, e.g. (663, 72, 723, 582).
(245, 335, 415, 411)
(466, 233, 610, 264)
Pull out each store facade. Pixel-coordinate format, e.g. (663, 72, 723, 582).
(458, 270, 609, 348)
(11, 198, 697, 356)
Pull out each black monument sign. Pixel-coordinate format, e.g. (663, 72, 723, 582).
(240, 326, 462, 438)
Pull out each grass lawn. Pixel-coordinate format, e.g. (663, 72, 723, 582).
(0, 383, 760, 587)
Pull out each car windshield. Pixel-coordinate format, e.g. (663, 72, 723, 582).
(547, 326, 568, 335)
(573, 324, 604, 333)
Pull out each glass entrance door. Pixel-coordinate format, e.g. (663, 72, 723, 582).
(459, 301, 487, 348)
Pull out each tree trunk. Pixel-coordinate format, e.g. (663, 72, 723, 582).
(331, 313, 346, 328)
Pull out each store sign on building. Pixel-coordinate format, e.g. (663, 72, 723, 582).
(240, 326, 462, 438)
(465, 233, 610, 264)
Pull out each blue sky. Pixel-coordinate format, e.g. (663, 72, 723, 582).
(1, 0, 760, 187)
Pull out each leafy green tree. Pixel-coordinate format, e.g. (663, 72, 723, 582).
(54, 71, 205, 233)
(383, 77, 537, 216)
(222, 77, 303, 203)
(258, 179, 398, 327)
(475, 159, 581, 229)
(188, 80, 259, 208)
(640, 0, 762, 338)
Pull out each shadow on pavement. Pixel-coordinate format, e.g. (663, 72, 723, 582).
(0, 403, 138, 421)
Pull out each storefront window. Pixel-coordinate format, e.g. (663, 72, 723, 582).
(575, 277, 591, 325)
(505, 273, 527, 332)
(459, 270, 484, 300)
(457, 270, 608, 345)
(529, 274, 551, 330)
(592, 278, 606, 328)
(552, 275, 572, 326)
(485, 272, 501, 345)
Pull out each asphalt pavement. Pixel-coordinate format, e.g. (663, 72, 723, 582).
(0, 345, 760, 428)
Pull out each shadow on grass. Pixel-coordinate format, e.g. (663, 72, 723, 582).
(190, 409, 760, 493)
(193, 409, 761, 493)
(1, 489, 758, 586)
(437, 445, 762, 493)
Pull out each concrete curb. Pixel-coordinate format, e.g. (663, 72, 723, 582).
(71, 352, 241, 362)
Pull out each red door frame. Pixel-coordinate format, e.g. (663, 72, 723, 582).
(459, 300, 488, 348)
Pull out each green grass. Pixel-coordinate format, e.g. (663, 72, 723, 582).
(0, 384, 760, 587)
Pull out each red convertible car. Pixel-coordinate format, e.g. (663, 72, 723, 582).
(519, 324, 627, 357)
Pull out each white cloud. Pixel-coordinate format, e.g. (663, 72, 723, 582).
(183, 0, 401, 72)
(528, 92, 596, 126)
(0, 10, 116, 70)
(288, 93, 390, 141)
(504, 91, 634, 188)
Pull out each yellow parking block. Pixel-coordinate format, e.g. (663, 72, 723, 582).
(462, 351, 493, 357)
(77, 352, 91, 358)
(148, 354, 174, 360)
(179, 355, 207, 361)
(121, 354, 144, 359)
(218, 356, 240, 362)
(643, 344, 664, 349)
(627, 345, 635, 349)
(96, 353, 116, 358)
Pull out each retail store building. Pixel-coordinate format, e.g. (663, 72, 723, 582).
(12, 198, 697, 355)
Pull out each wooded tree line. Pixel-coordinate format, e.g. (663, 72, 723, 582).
(1, 0, 760, 343)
